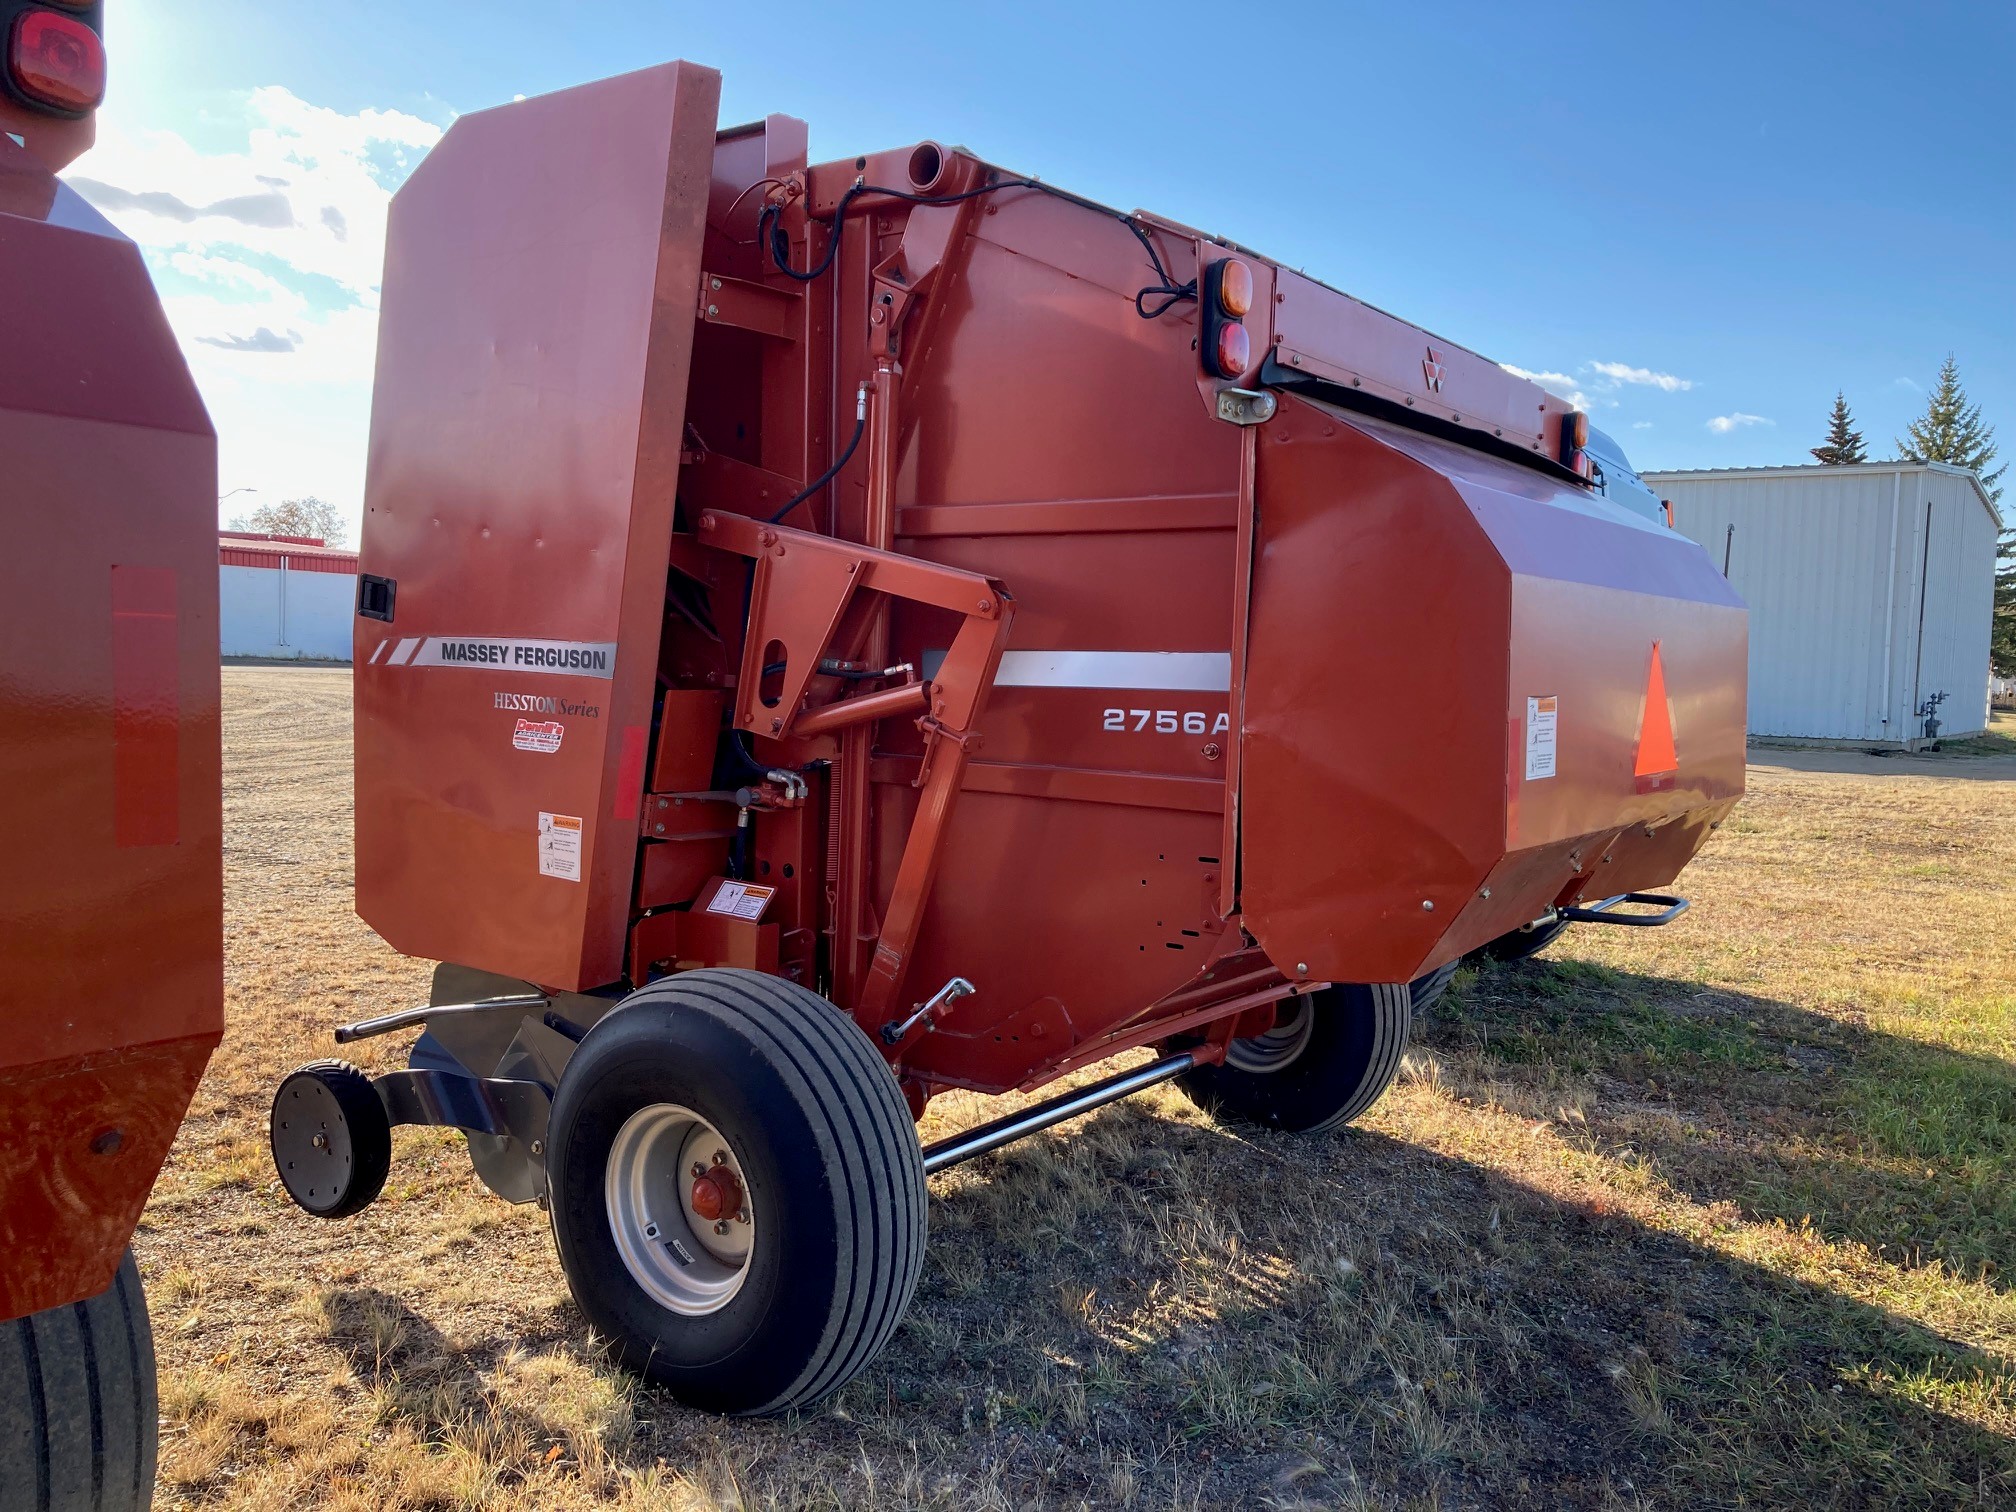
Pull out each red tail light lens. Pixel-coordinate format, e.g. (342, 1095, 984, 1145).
(10, 11, 106, 114)
(1214, 321, 1251, 379)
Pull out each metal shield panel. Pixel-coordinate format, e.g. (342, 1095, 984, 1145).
(354, 63, 722, 991)
(1237, 396, 1745, 985)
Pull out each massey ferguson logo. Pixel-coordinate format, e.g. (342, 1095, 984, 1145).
(512, 719, 564, 754)
(1423, 345, 1446, 394)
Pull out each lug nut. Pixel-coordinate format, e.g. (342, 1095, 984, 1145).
(712, 1150, 728, 1165)
(691, 1162, 707, 1178)
(714, 1221, 730, 1235)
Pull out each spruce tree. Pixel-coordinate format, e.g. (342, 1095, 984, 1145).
(1810, 392, 1868, 465)
(1896, 355, 2004, 500)
(1896, 357, 2012, 676)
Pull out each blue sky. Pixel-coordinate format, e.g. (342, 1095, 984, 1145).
(73, 1, 2014, 536)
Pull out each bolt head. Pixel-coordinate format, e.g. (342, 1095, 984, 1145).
(714, 1220, 731, 1235)
(712, 1149, 729, 1166)
(1296, 962, 1309, 974)
(691, 1163, 707, 1179)
(530, 1140, 544, 1156)
(1421, 899, 1435, 912)
(311, 1132, 329, 1150)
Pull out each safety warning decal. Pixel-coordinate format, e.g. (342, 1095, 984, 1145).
(512, 719, 564, 754)
(538, 812, 583, 881)
(1525, 695, 1559, 781)
(705, 880, 776, 921)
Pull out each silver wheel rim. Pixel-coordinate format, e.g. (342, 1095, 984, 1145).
(604, 1103, 754, 1316)
(1225, 996, 1316, 1074)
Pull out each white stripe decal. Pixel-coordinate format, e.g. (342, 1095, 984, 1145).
(993, 650, 1232, 692)
(391, 637, 422, 665)
(368, 639, 390, 664)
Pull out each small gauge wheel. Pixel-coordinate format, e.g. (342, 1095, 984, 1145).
(271, 1060, 392, 1219)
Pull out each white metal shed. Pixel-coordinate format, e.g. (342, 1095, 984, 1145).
(1642, 463, 2000, 746)
(218, 532, 358, 661)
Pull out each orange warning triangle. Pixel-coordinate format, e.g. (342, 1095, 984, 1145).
(1635, 642, 1678, 777)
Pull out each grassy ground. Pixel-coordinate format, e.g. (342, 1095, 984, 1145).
(140, 676, 2016, 1510)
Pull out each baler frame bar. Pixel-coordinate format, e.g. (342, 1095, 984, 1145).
(695, 509, 1015, 1028)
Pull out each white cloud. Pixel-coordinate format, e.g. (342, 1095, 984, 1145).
(1707, 412, 1774, 433)
(1894, 376, 1921, 390)
(62, 87, 447, 535)
(1588, 361, 1694, 392)
(1499, 363, 1592, 411)
(1632, 421, 1654, 430)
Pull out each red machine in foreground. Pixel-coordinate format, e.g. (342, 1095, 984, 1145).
(272, 62, 1745, 1416)
(3, 4, 223, 1504)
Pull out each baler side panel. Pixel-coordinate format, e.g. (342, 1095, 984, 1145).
(1239, 398, 1748, 985)
(1240, 399, 1511, 986)
(354, 63, 722, 992)
(0, 145, 222, 1317)
(849, 194, 1254, 1090)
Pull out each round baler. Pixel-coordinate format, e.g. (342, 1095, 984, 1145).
(272, 62, 1745, 1416)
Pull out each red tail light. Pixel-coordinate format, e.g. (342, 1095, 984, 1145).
(1214, 321, 1250, 379)
(10, 10, 106, 115)
(1201, 256, 1254, 380)
(1560, 410, 1591, 478)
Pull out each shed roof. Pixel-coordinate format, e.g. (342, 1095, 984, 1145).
(1641, 461, 2001, 530)
(219, 532, 359, 574)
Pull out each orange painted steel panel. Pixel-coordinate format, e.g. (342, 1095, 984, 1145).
(353, 63, 722, 992)
(0, 138, 222, 1317)
(1238, 397, 1746, 984)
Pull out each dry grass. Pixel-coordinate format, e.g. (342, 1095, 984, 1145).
(140, 675, 2016, 1510)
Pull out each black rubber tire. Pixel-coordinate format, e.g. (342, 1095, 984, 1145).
(0, 1249, 157, 1512)
(546, 969, 926, 1417)
(270, 1060, 392, 1220)
(1178, 982, 1412, 1134)
(1477, 916, 1571, 963)
(1410, 960, 1460, 1014)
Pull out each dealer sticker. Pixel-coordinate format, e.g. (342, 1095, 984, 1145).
(1525, 695, 1559, 781)
(705, 880, 776, 921)
(538, 812, 583, 881)
(512, 718, 564, 754)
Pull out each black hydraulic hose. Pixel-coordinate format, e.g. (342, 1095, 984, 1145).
(758, 175, 1195, 320)
(767, 386, 868, 525)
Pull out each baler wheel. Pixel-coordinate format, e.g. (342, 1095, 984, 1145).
(1477, 916, 1571, 963)
(0, 1248, 156, 1512)
(270, 1060, 393, 1219)
(1178, 982, 1411, 1134)
(545, 969, 925, 1416)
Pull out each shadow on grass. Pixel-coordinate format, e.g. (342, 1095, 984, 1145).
(901, 1085, 2015, 1512)
(299, 961, 2016, 1511)
(1429, 954, 2016, 1288)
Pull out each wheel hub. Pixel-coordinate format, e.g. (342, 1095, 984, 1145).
(689, 1162, 744, 1224)
(605, 1104, 754, 1315)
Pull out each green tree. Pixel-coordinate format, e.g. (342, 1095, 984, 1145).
(1895, 356, 2011, 676)
(1809, 391, 1868, 465)
(230, 495, 349, 548)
